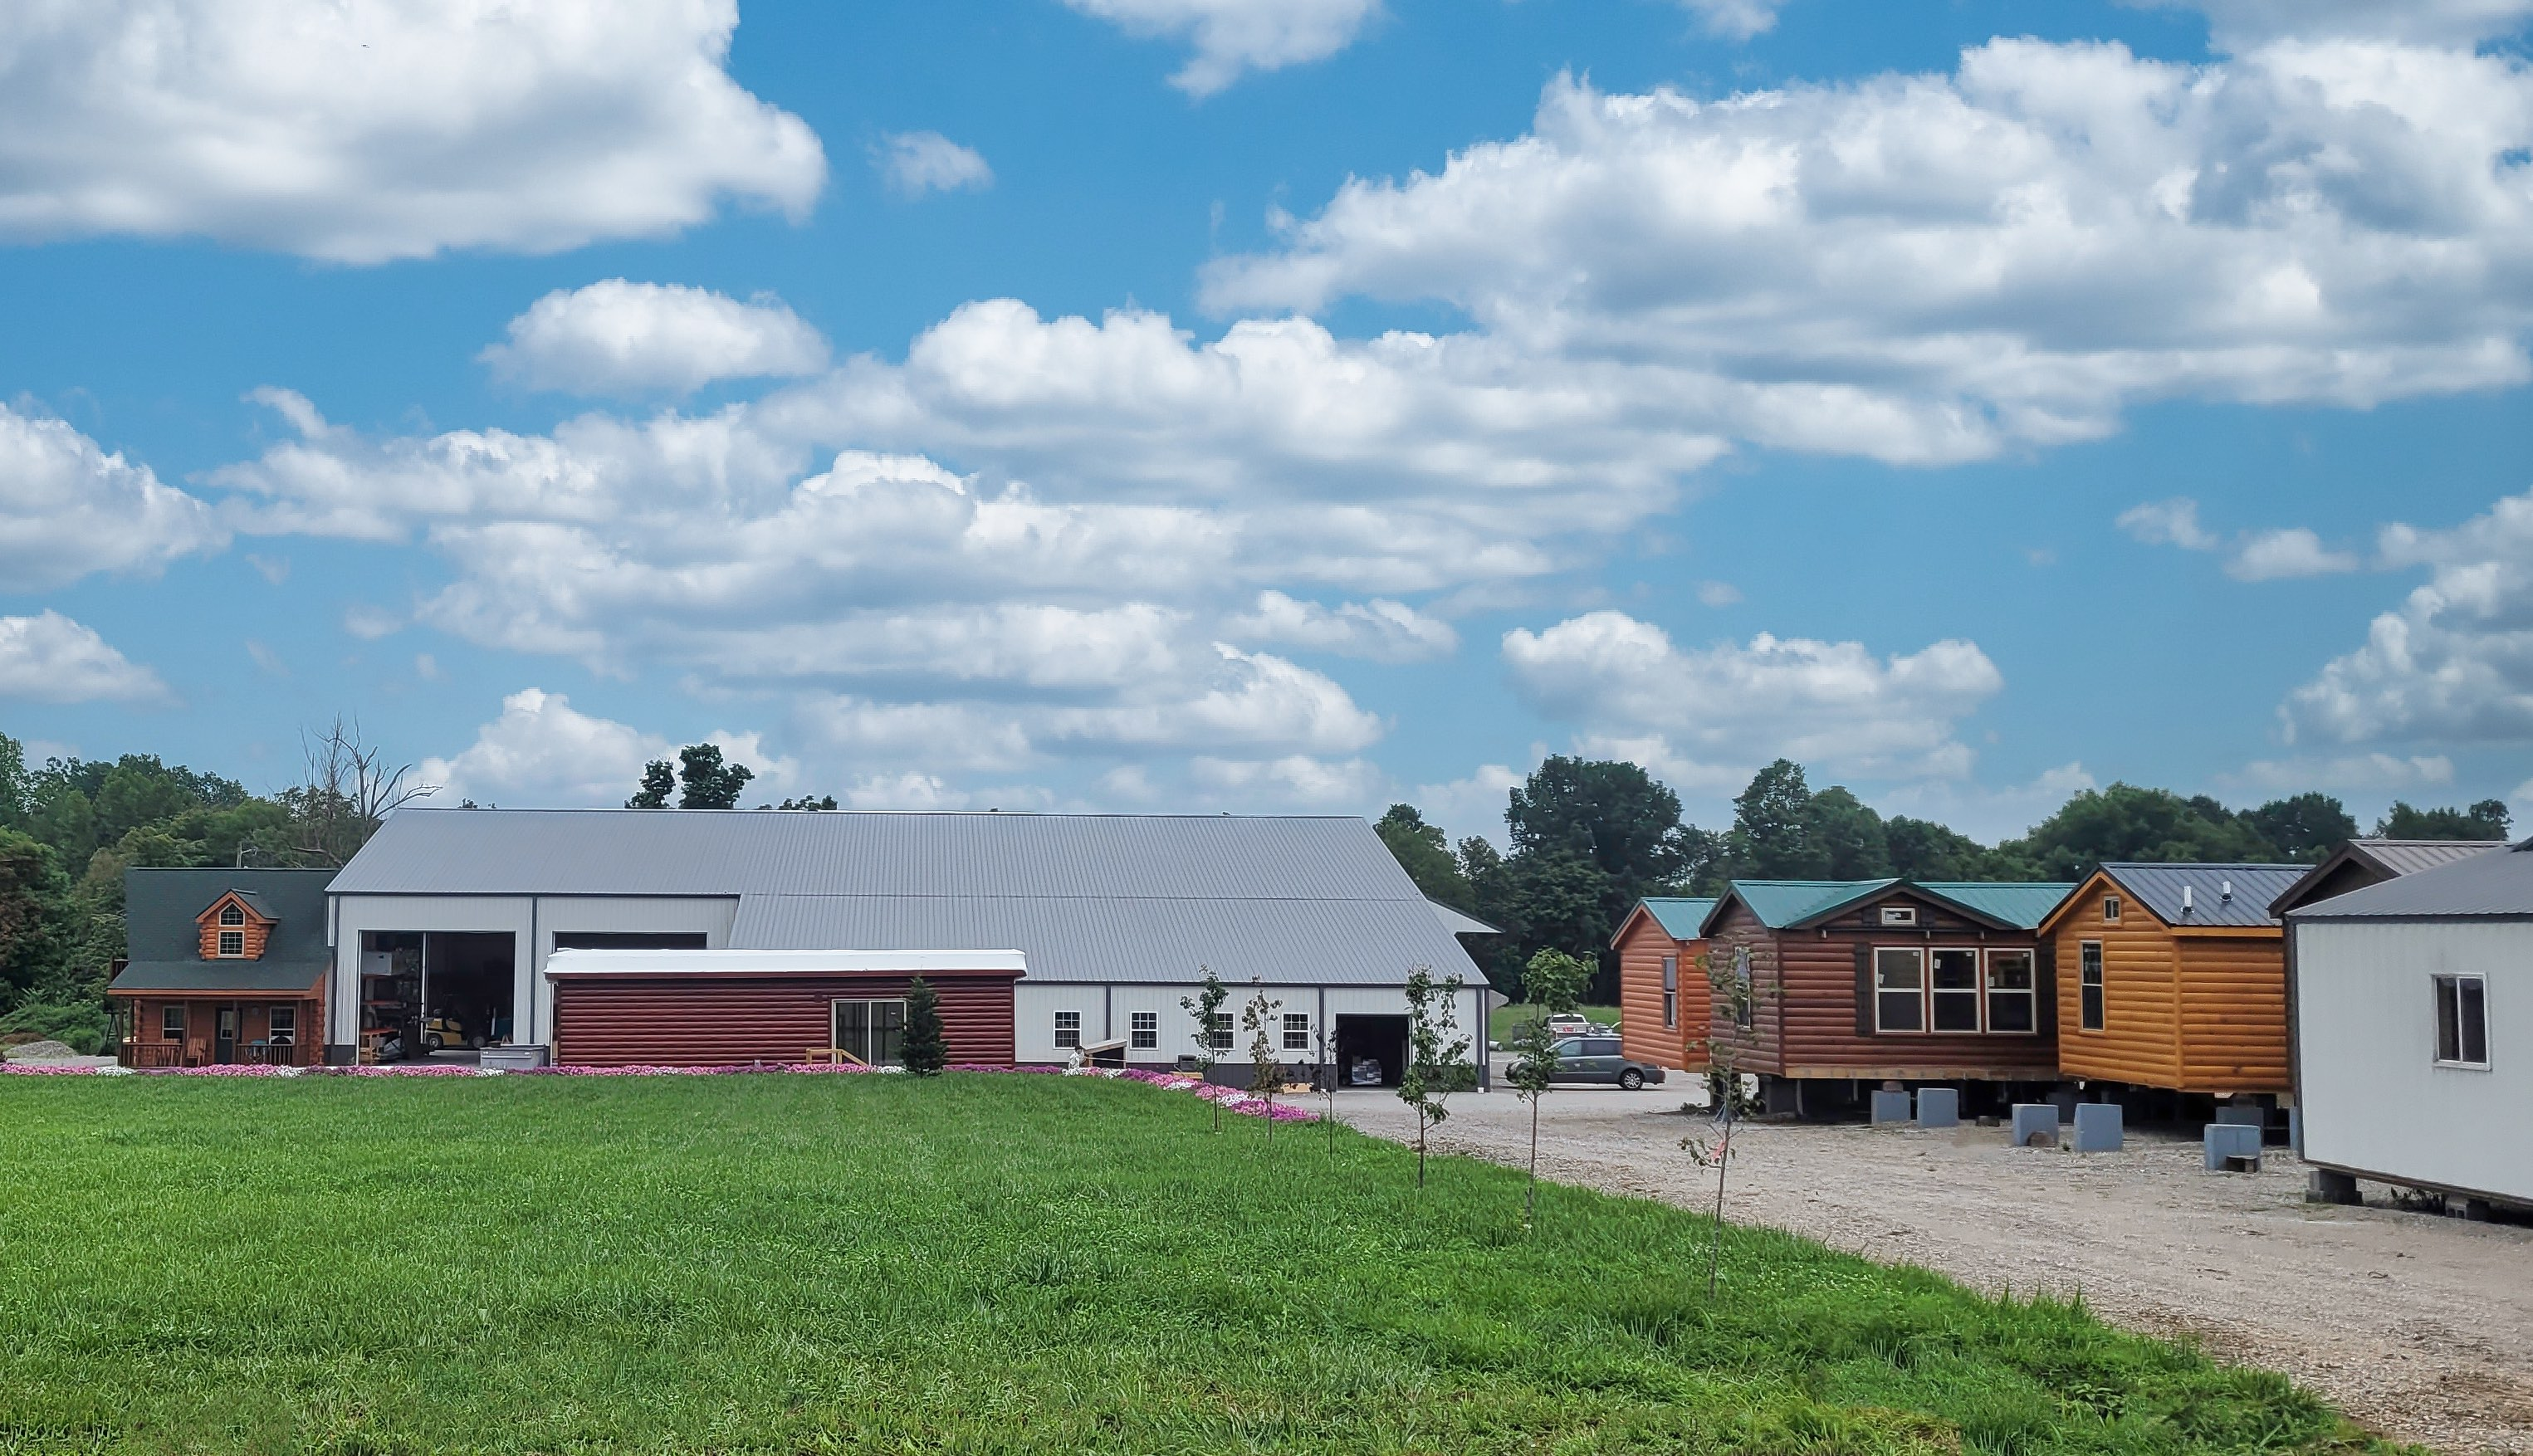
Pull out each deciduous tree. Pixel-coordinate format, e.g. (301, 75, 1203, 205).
(1397, 967, 1471, 1190)
(1239, 980, 1285, 1138)
(2374, 799, 2511, 841)
(1506, 948, 1590, 1229)
(1180, 967, 1229, 1133)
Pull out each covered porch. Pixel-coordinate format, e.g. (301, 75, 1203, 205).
(107, 964, 327, 1069)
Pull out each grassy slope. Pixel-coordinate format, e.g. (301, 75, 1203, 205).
(0, 1076, 2381, 1455)
(1490, 1002, 1623, 1044)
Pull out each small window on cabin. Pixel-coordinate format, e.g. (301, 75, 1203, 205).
(1130, 1010, 1158, 1049)
(1929, 950, 1981, 1033)
(216, 930, 246, 957)
(1985, 951, 2036, 1033)
(267, 1006, 296, 1043)
(1880, 905, 1918, 927)
(1283, 1013, 1310, 1052)
(1875, 948, 1924, 1033)
(2080, 941, 2105, 1032)
(1207, 1012, 1235, 1052)
(1054, 1010, 1083, 1050)
(1660, 954, 1678, 1028)
(1732, 946, 1753, 1031)
(218, 903, 245, 926)
(2434, 975, 2488, 1068)
(2102, 896, 2122, 923)
(161, 1004, 185, 1040)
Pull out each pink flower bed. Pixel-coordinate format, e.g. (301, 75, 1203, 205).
(1, 1058, 1314, 1121)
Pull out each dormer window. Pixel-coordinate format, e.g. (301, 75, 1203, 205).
(217, 930, 245, 956)
(1880, 906, 1917, 926)
(219, 904, 244, 926)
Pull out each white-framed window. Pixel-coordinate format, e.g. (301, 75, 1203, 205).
(1660, 953, 1678, 1028)
(2079, 941, 2105, 1031)
(267, 1005, 296, 1043)
(1732, 945, 1753, 1030)
(1054, 1010, 1083, 1050)
(1207, 1012, 1234, 1051)
(1282, 1013, 1310, 1052)
(832, 999, 907, 1068)
(218, 903, 245, 926)
(216, 930, 245, 957)
(1130, 1010, 1158, 1049)
(1929, 949, 1981, 1032)
(1985, 950, 2036, 1033)
(1880, 905, 1918, 927)
(2102, 895, 2122, 924)
(1875, 947, 1925, 1033)
(161, 1004, 185, 1040)
(2434, 975, 2489, 1068)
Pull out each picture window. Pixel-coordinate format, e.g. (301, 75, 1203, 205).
(1874, 947, 1924, 1033)
(1929, 949, 1981, 1032)
(2080, 941, 2105, 1032)
(1130, 1010, 1157, 1049)
(1054, 1009, 1082, 1050)
(1283, 1013, 1310, 1052)
(1985, 951, 2036, 1033)
(2433, 975, 2488, 1068)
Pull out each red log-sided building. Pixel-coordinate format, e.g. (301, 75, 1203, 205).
(544, 950, 1024, 1067)
(1697, 877, 2075, 1113)
(1611, 897, 1717, 1074)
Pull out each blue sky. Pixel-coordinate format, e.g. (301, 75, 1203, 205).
(2, 0, 2530, 844)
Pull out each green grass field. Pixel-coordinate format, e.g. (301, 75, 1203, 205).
(0, 1073, 2381, 1454)
(1489, 1001, 1622, 1045)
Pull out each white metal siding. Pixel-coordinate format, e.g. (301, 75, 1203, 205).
(2295, 919, 2531, 1202)
(1015, 982, 1483, 1067)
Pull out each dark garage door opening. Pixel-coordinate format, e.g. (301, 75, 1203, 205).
(1334, 1014, 1408, 1088)
(423, 932, 515, 1053)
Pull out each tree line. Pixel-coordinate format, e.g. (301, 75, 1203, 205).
(1378, 755, 2513, 1003)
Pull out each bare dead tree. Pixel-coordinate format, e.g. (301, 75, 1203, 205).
(286, 716, 435, 866)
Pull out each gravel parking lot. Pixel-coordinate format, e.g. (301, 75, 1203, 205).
(1335, 1083, 2533, 1455)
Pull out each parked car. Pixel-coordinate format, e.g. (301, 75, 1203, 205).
(1542, 1013, 1592, 1039)
(1552, 1036, 1665, 1091)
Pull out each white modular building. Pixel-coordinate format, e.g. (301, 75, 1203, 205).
(2287, 838, 2533, 1213)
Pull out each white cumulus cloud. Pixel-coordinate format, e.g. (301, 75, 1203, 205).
(2227, 527, 2361, 582)
(481, 281, 829, 397)
(418, 687, 792, 807)
(1678, 0, 1793, 41)
(0, 0, 822, 263)
(873, 131, 994, 196)
(0, 403, 223, 591)
(1503, 610, 2002, 790)
(0, 611, 169, 704)
(1062, 0, 1382, 96)
(2118, 498, 2218, 551)
(1225, 590, 1457, 662)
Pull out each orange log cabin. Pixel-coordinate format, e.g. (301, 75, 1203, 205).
(2035, 863, 2310, 1102)
(1611, 897, 1717, 1074)
(108, 867, 335, 1068)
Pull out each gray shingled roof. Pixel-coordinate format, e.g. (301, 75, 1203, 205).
(110, 960, 326, 994)
(334, 809, 1487, 988)
(2099, 863, 2310, 928)
(2288, 840, 2533, 919)
(122, 868, 335, 962)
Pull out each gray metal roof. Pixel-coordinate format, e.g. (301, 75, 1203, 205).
(2349, 838, 2504, 877)
(1430, 901, 1500, 936)
(2288, 840, 2533, 919)
(334, 809, 1487, 988)
(124, 868, 335, 962)
(2098, 863, 2311, 928)
(110, 960, 326, 994)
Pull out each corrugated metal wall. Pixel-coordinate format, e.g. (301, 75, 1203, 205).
(551, 973, 1019, 1067)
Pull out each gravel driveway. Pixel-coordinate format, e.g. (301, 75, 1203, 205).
(1333, 1085, 2533, 1455)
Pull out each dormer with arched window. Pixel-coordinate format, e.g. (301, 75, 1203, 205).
(196, 892, 276, 960)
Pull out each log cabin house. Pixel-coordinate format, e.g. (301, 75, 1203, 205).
(1611, 897, 1716, 1074)
(108, 867, 335, 1068)
(2037, 863, 2311, 1106)
(1696, 878, 2075, 1115)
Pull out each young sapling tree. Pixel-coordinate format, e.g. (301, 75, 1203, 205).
(902, 976, 946, 1077)
(1180, 966, 1230, 1134)
(1239, 980, 1284, 1139)
(1682, 949, 1744, 1296)
(1397, 967, 1471, 1190)
(1506, 948, 1592, 1231)
(1313, 1021, 1339, 1155)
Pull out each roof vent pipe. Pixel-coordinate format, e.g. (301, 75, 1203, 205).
(2220, 879, 2233, 902)
(2181, 884, 2194, 916)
